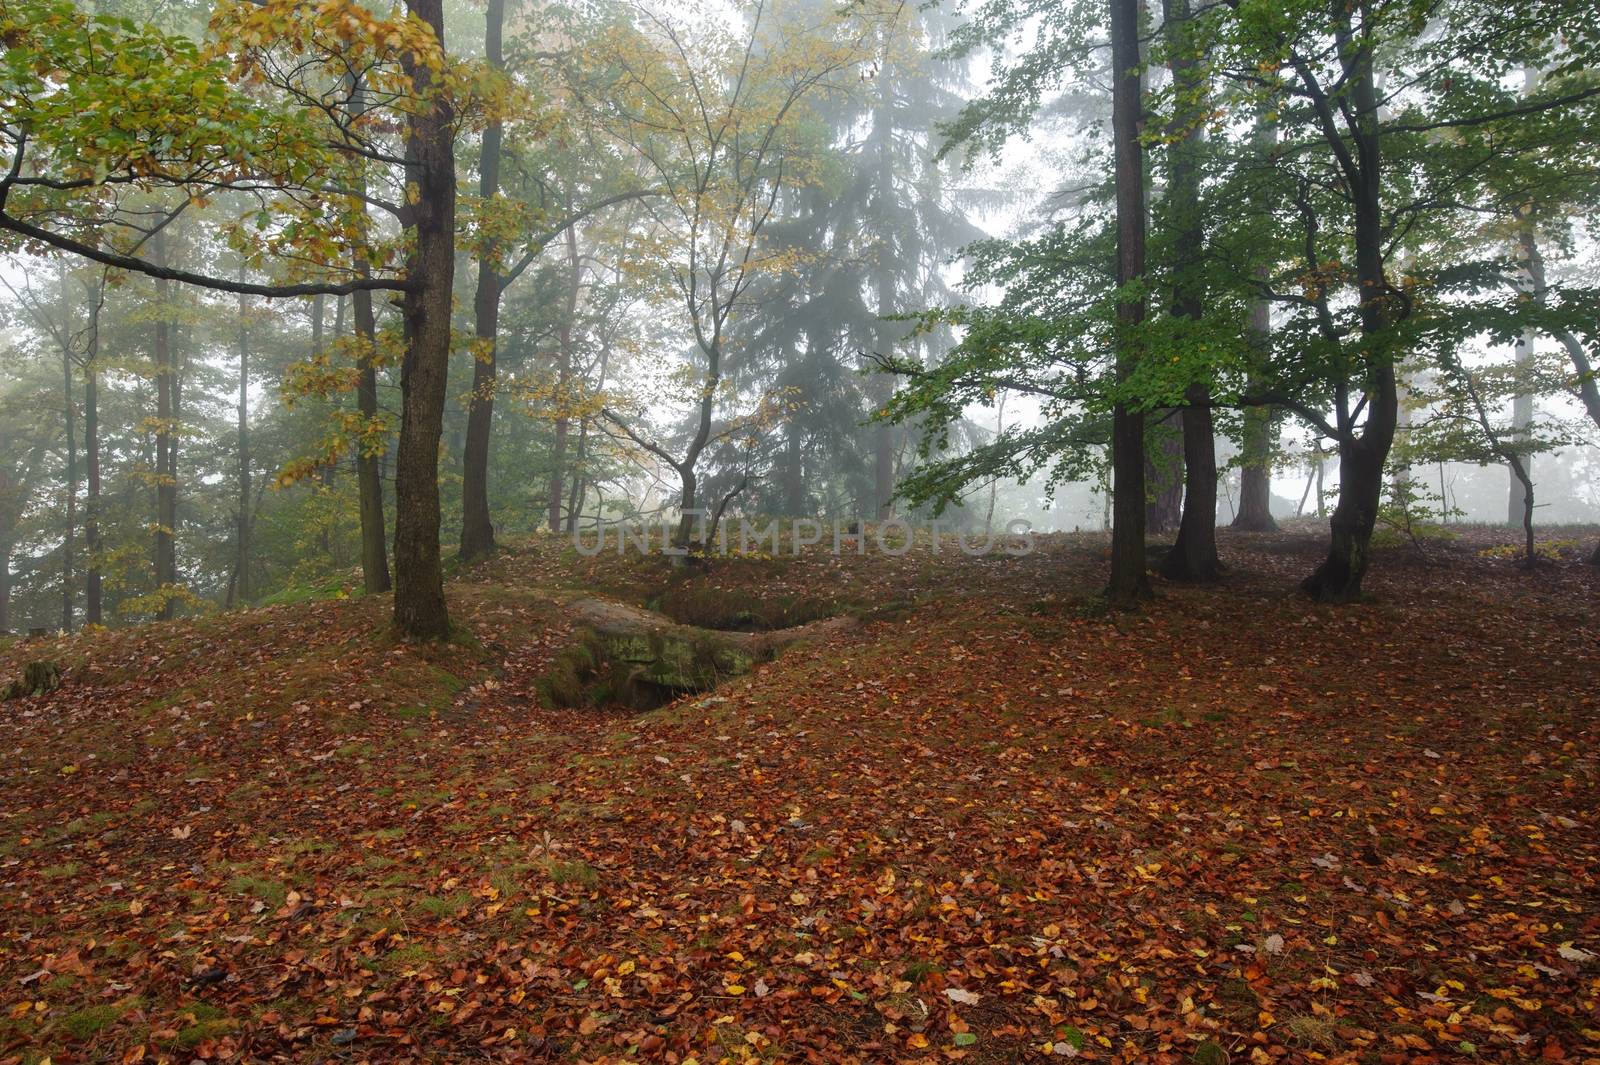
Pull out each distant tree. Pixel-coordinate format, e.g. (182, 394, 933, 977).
(582, 0, 876, 548)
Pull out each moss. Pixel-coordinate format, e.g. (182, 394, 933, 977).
(1284, 1014, 1338, 1051)
(380, 943, 434, 972)
(173, 1018, 236, 1048)
(62, 1002, 123, 1039)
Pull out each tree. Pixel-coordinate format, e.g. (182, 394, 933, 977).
(1157, 0, 1222, 583)
(0, 0, 476, 638)
(1232, 289, 1279, 531)
(1212, 0, 1600, 600)
(586, 0, 875, 549)
(1106, 0, 1150, 606)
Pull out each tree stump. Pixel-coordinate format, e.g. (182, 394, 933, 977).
(4, 660, 61, 700)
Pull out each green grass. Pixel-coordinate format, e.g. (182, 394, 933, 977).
(412, 891, 473, 918)
(380, 943, 434, 972)
(227, 875, 288, 909)
(544, 859, 601, 889)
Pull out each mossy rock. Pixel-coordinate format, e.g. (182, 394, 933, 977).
(601, 630, 752, 691)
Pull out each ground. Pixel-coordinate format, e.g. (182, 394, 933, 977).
(1, 525, 1596, 1064)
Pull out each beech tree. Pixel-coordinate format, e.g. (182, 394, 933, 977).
(1105, 0, 1150, 606)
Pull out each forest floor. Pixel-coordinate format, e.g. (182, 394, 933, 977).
(1, 523, 1597, 1065)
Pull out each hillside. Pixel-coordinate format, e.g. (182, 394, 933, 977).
(1, 530, 1597, 1064)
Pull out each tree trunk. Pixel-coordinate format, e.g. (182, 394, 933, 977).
(566, 418, 588, 534)
(392, 0, 457, 640)
(1234, 299, 1277, 532)
(1303, 438, 1382, 600)
(1315, 448, 1326, 517)
(673, 466, 699, 550)
(1508, 326, 1534, 525)
(1235, 115, 1277, 532)
(568, 344, 610, 534)
(342, 78, 392, 594)
(1158, 0, 1221, 581)
(871, 68, 899, 521)
(234, 289, 252, 605)
(0, 539, 8, 634)
(84, 280, 102, 625)
(1164, 386, 1222, 581)
(783, 420, 805, 517)
(1301, 27, 1397, 603)
(350, 282, 392, 593)
(459, 0, 506, 562)
(1106, 0, 1150, 607)
(1144, 420, 1182, 533)
(1517, 228, 1598, 565)
(547, 217, 580, 532)
(1510, 453, 1535, 568)
(152, 229, 178, 619)
(60, 284, 76, 632)
(674, 310, 721, 550)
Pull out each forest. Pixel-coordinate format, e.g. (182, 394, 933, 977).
(0, 0, 1597, 1062)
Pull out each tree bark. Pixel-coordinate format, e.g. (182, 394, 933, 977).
(459, 0, 506, 562)
(1106, 0, 1150, 606)
(1234, 296, 1277, 531)
(1164, 385, 1222, 581)
(391, 0, 457, 639)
